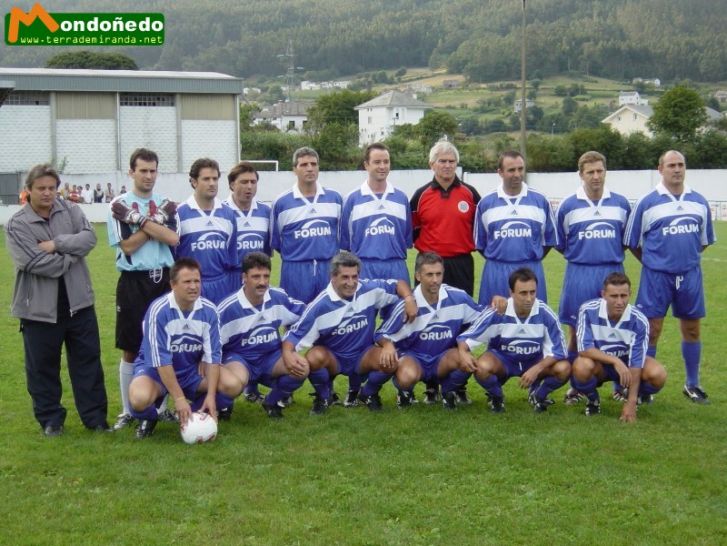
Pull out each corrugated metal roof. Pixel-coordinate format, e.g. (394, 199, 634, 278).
(0, 68, 243, 94)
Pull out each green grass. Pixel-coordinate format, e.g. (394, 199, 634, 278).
(1, 224, 726, 545)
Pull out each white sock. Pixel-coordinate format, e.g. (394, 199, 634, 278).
(157, 395, 169, 414)
(119, 360, 134, 414)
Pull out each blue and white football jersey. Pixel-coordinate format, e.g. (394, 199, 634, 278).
(624, 182, 715, 273)
(576, 298, 649, 368)
(376, 284, 481, 358)
(223, 196, 272, 267)
(458, 298, 567, 363)
(218, 287, 306, 362)
(556, 186, 630, 264)
(284, 279, 400, 358)
(175, 196, 238, 278)
(135, 292, 221, 374)
(271, 183, 342, 261)
(474, 183, 557, 261)
(340, 181, 412, 260)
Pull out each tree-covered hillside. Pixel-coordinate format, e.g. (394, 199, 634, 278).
(2, 0, 727, 82)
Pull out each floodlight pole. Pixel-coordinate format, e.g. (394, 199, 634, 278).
(519, 0, 527, 163)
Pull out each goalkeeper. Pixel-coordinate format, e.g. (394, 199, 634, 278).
(106, 148, 180, 432)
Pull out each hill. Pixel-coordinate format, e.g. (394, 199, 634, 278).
(2, 0, 727, 82)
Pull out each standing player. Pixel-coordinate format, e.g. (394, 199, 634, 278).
(375, 253, 482, 409)
(624, 150, 715, 403)
(217, 253, 308, 419)
(175, 158, 238, 305)
(457, 268, 569, 413)
(341, 143, 412, 283)
(223, 161, 272, 292)
(271, 147, 342, 304)
(281, 251, 417, 413)
(222, 161, 273, 404)
(108, 148, 179, 430)
(128, 258, 236, 439)
(475, 150, 557, 306)
(410, 140, 480, 404)
(410, 140, 480, 295)
(555, 151, 631, 403)
(570, 273, 667, 421)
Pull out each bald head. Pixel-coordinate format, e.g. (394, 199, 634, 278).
(658, 150, 686, 192)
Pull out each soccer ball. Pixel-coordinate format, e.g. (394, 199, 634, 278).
(180, 412, 217, 444)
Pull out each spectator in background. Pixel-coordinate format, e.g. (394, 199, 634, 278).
(69, 185, 81, 203)
(105, 183, 115, 203)
(93, 183, 105, 203)
(81, 184, 94, 204)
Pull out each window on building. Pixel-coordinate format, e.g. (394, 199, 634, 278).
(633, 114, 638, 121)
(120, 93, 175, 107)
(6, 91, 49, 105)
(368, 116, 372, 124)
(288, 120, 295, 130)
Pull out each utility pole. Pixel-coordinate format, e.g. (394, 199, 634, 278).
(277, 39, 303, 103)
(519, 0, 527, 163)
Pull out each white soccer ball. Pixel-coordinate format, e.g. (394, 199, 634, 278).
(180, 412, 218, 444)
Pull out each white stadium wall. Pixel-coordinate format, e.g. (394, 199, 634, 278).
(180, 120, 237, 175)
(0, 106, 52, 171)
(119, 106, 178, 173)
(56, 119, 117, 173)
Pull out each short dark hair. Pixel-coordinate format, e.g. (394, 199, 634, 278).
(497, 150, 524, 170)
(292, 147, 319, 167)
(330, 250, 361, 276)
(189, 158, 220, 181)
(228, 161, 259, 187)
(603, 271, 631, 290)
(508, 267, 537, 291)
(415, 252, 443, 273)
(129, 148, 159, 171)
(170, 257, 201, 282)
(242, 252, 271, 274)
(25, 164, 61, 190)
(364, 143, 389, 164)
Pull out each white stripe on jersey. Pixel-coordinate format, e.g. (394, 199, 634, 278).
(180, 215, 234, 235)
(563, 205, 626, 228)
(348, 199, 408, 223)
(277, 202, 341, 228)
(481, 203, 547, 226)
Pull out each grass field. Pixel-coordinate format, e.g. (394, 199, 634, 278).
(1, 224, 726, 545)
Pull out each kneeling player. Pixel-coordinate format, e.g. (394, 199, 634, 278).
(282, 251, 417, 413)
(457, 268, 570, 413)
(570, 272, 667, 422)
(376, 253, 482, 409)
(217, 252, 308, 419)
(128, 258, 236, 439)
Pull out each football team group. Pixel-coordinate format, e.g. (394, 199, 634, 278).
(7, 140, 714, 438)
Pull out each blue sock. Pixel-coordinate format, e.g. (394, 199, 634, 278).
(361, 371, 392, 397)
(475, 375, 502, 398)
(130, 403, 159, 421)
(266, 375, 305, 406)
(532, 376, 565, 400)
(215, 393, 234, 412)
(441, 370, 471, 394)
(567, 350, 578, 364)
(638, 381, 661, 396)
(308, 368, 330, 400)
(348, 373, 362, 392)
(682, 341, 701, 387)
(571, 376, 599, 402)
(647, 346, 657, 358)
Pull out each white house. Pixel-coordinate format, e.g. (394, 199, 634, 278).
(619, 91, 649, 106)
(0, 67, 243, 174)
(602, 104, 723, 137)
(355, 90, 431, 146)
(514, 98, 535, 113)
(252, 101, 312, 133)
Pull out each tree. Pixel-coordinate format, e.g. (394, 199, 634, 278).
(648, 86, 707, 143)
(415, 110, 458, 146)
(307, 90, 375, 131)
(45, 51, 137, 70)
